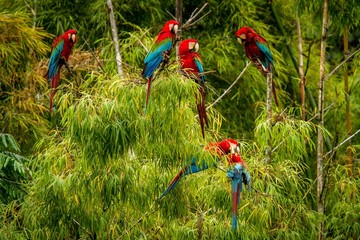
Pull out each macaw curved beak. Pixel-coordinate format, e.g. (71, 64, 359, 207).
(173, 24, 178, 34)
(237, 37, 243, 45)
(72, 34, 76, 43)
(194, 42, 199, 52)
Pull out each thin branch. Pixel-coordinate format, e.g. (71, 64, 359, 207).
(166, 10, 176, 20)
(206, 62, 250, 111)
(182, 3, 210, 29)
(81, 37, 106, 73)
(324, 128, 360, 158)
(186, 11, 212, 28)
(325, 46, 360, 81)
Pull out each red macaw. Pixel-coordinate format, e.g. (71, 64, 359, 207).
(46, 29, 77, 113)
(158, 138, 242, 200)
(142, 20, 179, 113)
(226, 153, 251, 232)
(179, 39, 208, 138)
(236, 26, 279, 106)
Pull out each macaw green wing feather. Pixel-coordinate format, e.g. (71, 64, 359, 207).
(48, 39, 64, 82)
(255, 41, 273, 69)
(143, 38, 172, 78)
(194, 56, 205, 84)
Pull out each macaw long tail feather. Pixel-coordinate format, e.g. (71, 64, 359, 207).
(158, 168, 185, 201)
(158, 159, 211, 200)
(272, 79, 279, 107)
(196, 86, 208, 139)
(49, 71, 60, 113)
(144, 76, 153, 114)
(227, 164, 245, 232)
(231, 180, 241, 232)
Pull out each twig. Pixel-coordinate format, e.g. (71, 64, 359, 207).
(117, 202, 158, 239)
(323, 128, 360, 158)
(166, 10, 176, 20)
(81, 37, 106, 73)
(206, 61, 250, 111)
(182, 3, 210, 29)
(325, 47, 360, 81)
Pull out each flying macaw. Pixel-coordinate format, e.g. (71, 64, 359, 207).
(179, 39, 208, 138)
(46, 29, 77, 113)
(143, 20, 179, 113)
(236, 26, 279, 106)
(226, 153, 251, 232)
(158, 138, 240, 200)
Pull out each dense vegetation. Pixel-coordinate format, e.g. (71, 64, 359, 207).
(1, 0, 359, 239)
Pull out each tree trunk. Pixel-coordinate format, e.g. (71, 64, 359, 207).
(106, 0, 124, 78)
(317, 0, 329, 239)
(175, 0, 183, 61)
(296, 16, 306, 121)
(343, 27, 352, 176)
(265, 72, 273, 163)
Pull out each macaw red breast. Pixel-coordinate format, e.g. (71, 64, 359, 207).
(179, 39, 202, 77)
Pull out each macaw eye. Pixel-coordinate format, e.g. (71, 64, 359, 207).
(240, 34, 246, 40)
(169, 24, 174, 31)
(68, 34, 71, 40)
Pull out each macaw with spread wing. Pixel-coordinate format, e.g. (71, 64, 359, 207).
(179, 39, 208, 138)
(143, 20, 179, 113)
(236, 26, 279, 106)
(46, 29, 77, 113)
(158, 138, 241, 200)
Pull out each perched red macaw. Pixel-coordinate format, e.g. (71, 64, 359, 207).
(236, 26, 278, 106)
(158, 138, 243, 200)
(142, 20, 179, 113)
(179, 39, 208, 138)
(46, 29, 77, 113)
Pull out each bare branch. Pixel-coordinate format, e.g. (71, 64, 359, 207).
(206, 62, 250, 111)
(186, 10, 212, 28)
(81, 37, 106, 73)
(325, 47, 360, 81)
(324, 128, 360, 158)
(182, 3, 209, 29)
(166, 10, 176, 20)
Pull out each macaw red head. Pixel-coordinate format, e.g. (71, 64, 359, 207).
(217, 138, 240, 154)
(163, 20, 179, 35)
(179, 39, 199, 55)
(63, 29, 77, 44)
(236, 26, 257, 45)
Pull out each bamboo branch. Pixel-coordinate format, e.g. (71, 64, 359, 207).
(206, 62, 250, 111)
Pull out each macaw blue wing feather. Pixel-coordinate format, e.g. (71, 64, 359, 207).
(255, 41, 273, 70)
(48, 39, 64, 83)
(158, 157, 212, 200)
(143, 38, 172, 78)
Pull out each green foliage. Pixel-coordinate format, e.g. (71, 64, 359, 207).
(0, 133, 29, 204)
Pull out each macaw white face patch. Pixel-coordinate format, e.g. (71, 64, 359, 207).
(189, 41, 196, 50)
